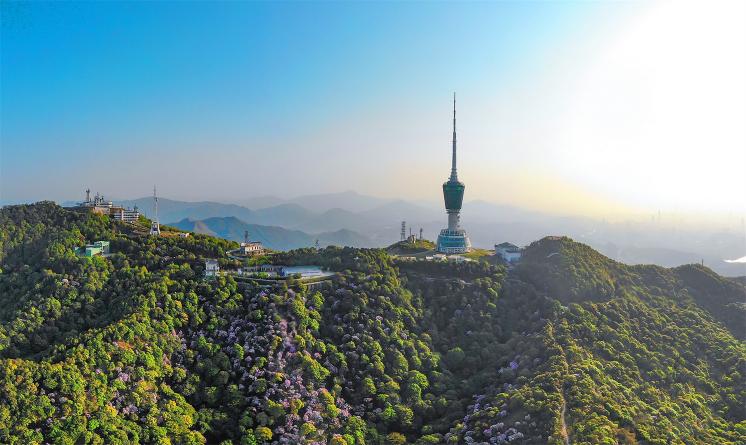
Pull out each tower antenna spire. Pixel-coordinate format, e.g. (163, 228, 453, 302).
(450, 92, 458, 181)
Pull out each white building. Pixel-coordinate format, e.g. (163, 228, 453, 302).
(240, 241, 265, 256)
(205, 259, 220, 277)
(110, 206, 140, 223)
(495, 242, 523, 263)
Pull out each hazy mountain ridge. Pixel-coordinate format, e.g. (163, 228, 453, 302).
(172, 216, 375, 250)
(59, 192, 746, 276)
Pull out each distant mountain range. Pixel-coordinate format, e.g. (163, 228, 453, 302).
(59, 190, 746, 276)
(238, 190, 392, 213)
(113, 194, 442, 246)
(113, 197, 313, 228)
(171, 216, 374, 251)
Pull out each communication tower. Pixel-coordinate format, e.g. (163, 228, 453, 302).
(149, 185, 161, 236)
(436, 93, 471, 253)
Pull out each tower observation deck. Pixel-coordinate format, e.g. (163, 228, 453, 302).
(437, 94, 471, 254)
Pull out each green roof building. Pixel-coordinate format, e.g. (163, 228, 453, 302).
(76, 240, 110, 257)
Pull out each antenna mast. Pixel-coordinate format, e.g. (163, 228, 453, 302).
(450, 92, 458, 181)
(149, 185, 161, 236)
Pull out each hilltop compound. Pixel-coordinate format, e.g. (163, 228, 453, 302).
(68, 189, 140, 223)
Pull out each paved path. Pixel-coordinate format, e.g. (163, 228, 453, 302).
(560, 396, 570, 445)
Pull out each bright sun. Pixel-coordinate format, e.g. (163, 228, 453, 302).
(560, 0, 746, 215)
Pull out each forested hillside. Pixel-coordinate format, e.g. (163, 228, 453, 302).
(0, 203, 743, 444)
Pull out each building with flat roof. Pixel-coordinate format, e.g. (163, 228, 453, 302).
(240, 241, 264, 256)
(75, 240, 110, 257)
(205, 259, 220, 277)
(110, 206, 140, 223)
(495, 242, 523, 263)
(237, 230, 265, 256)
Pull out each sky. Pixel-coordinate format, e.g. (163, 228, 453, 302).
(2, 1, 745, 221)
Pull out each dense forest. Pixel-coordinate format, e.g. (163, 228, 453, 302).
(0, 203, 744, 444)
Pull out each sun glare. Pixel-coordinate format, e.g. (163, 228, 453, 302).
(561, 0, 746, 215)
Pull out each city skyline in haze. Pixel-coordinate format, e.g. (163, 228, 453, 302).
(2, 1, 745, 221)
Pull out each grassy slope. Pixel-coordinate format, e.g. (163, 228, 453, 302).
(387, 239, 437, 255)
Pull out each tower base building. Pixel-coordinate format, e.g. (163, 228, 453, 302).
(437, 228, 471, 254)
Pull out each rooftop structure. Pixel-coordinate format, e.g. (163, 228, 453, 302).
(236, 264, 334, 280)
(110, 206, 140, 223)
(437, 94, 472, 254)
(205, 259, 220, 277)
(75, 240, 110, 257)
(68, 189, 140, 222)
(238, 230, 265, 256)
(495, 242, 523, 263)
(78, 189, 113, 209)
(240, 241, 265, 256)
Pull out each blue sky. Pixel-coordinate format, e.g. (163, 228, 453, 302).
(2, 1, 744, 219)
(2, 2, 587, 145)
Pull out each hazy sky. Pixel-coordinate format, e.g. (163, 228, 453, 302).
(2, 1, 744, 218)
